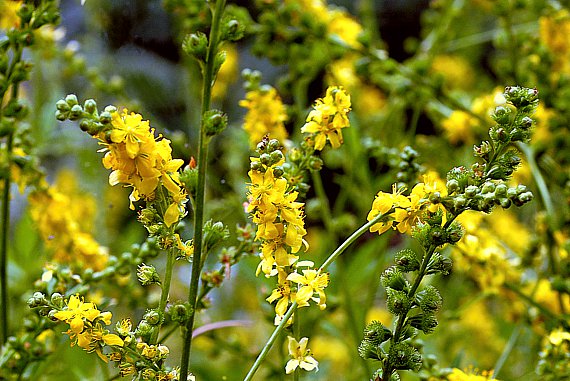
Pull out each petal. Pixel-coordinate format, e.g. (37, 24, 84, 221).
(102, 333, 124, 347)
(164, 203, 180, 227)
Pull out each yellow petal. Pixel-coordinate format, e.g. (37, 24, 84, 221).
(164, 203, 180, 227)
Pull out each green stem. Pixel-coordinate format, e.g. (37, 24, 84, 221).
(516, 143, 554, 220)
(149, 246, 176, 345)
(243, 212, 387, 380)
(0, 56, 23, 345)
(312, 170, 372, 376)
(0, 132, 11, 346)
(493, 324, 522, 378)
(179, 0, 226, 378)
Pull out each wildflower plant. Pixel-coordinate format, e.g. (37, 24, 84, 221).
(1, 0, 570, 380)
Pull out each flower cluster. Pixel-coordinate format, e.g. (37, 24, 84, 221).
(301, 86, 351, 150)
(239, 84, 288, 148)
(537, 327, 570, 379)
(52, 294, 124, 361)
(28, 171, 109, 271)
(55, 95, 188, 228)
(367, 172, 447, 236)
(246, 137, 329, 325)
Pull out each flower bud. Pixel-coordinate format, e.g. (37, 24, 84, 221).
(68, 104, 83, 120)
(388, 342, 422, 371)
(446, 179, 459, 193)
(182, 32, 208, 60)
(465, 185, 479, 198)
(83, 99, 97, 114)
(386, 288, 411, 315)
(50, 292, 64, 308)
(65, 94, 79, 107)
(381, 267, 408, 291)
(409, 313, 438, 334)
(137, 263, 161, 286)
(203, 109, 227, 137)
(259, 153, 271, 166)
(492, 105, 511, 124)
(521, 116, 533, 129)
(358, 341, 382, 361)
(143, 309, 162, 326)
(167, 302, 191, 324)
(203, 220, 230, 249)
(362, 320, 392, 346)
(56, 99, 70, 112)
(270, 150, 283, 164)
(99, 111, 112, 124)
(116, 318, 133, 337)
(272, 166, 284, 178)
(481, 181, 496, 194)
(394, 249, 421, 272)
(267, 139, 281, 152)
(416, 286, 442, 312)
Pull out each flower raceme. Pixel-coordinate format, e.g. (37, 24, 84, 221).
(367, 173, 447, 236)
(301, 86, 351, 150)
(96, 108, 187, 227)
(53, 295, 123, 362)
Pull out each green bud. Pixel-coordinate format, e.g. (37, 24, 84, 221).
(270, 150, 283, 164)
(481, 181, 496, 194)
(362, 320, 392, 346)
(180, 166, 198, 197)
(203, 220, 230, 249)
(69, 104, 83, 120)
(84, 99, 97, 114)
(143, 309, 162, 326)
(446, 221, 464, 244)
(520, 116, 533, 129)
(48, 309, 59, 322)
(213, 50, 227, 77)
(358, 341, 382, 361)
(3, 99, 28, 119)
(267, 139, 281, 152)
(388, 342, 422, 371)
(381, 267, 409, 291)
(135, 320, 153, 338)
(446, 179, 459, 193)
(167, 302, 191, 325)
(386, 288, 411, 315)
(250, 160, 263, 172)
(104, 105, 117, 114)
(499, 198, 512, 208)
(492, 105, 511, 124)
(272, 166, 284, 178)
(256, 140, 267, 153)
(65, 94, 79, 107)
(259, 153, 271, 166)
(137, 263, 161, 286)
(515, 191, 533, 206)
(409, 313, 438, 334)
(99, 111, 112, 124)
(50, 292, 64, 308)
(17, 4, 33, 23)
(495, 183, 508, 197)
(224, 19, 242, 41)
(416, 286, 442, 312)
(56, 99, 70, 112)
(465, 185, 479, 198)
(289, 148, 302, 162)
(426, 252, 452, 275)
(203, 109, 227, 137)
(182, 32, 208, 60)
(394, 249, 421, 272)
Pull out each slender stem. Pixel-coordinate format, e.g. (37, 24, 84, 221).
(149, 246, 176, 344)
(0, 54, 23, 345)
(243, 212, 387, 380)
(493, 324, 522, 378)
(312, 170, 372, 376)
(180, 0, 226, 378)
(0, 132, 11, 346)
(319, 211, 386, 273)
(244, 301, 298, 381)
(516, 143, 554, 220)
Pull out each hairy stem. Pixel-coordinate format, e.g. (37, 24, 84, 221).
(180, 0, 226, 378)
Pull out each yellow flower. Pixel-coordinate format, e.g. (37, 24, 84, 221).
(447, 368, 498, 381)
(266, 269, 294, 319)
(441, 110, 478, 145)
(287, 269, 329, 309)
(302, 86, 351, 150)
(367, 184, 407, 235)
(0, 0, 21, 29)
(110, 109, 153, 158)
(430, 54, 474, 91)
(285, 336, 319, 374)
(327, 9, 363, 49)
(54, 295, 101, 334)
(240, 87, 288, 148)
(540, 9, 570, 74)
(548, 328, 570, 346)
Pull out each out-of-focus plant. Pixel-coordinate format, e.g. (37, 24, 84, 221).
(1, 0, 570, 380)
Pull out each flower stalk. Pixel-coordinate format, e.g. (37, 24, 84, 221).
(243, 212, 386, 380)
(179, 0, 227, 378)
